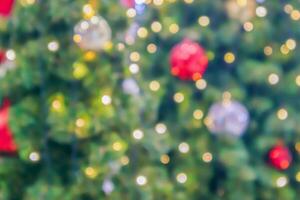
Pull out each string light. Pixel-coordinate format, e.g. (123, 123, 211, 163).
(133, 129, 144, 140)
(264, 46, 273, 56)
(151, 21, 162, 32)
(202, 152, 213, 163)
(147, 43, 157, 53)
(169, 23, 179, 34)
(291, 10, 300, 20)
(286, 39, 296, 50)
(256, 6, 267, 17)
(280, 45, 289, 55)
(160, 154, 170, 164)
(20, 0, 35, 6)
(195, 79, 207, 90)
(268, 73, 279, 85)
(153, 0, 164, 6)
(284, 4, 293, 14)
(184, 0, 194, 4)
(224, 52, 235, 64)
(243, 22, 253, 32)
(198, 16, 210, 27)
(295, 75, 300, 86)
(136, 175, 147, 186)
(149, 80, 160, 91)
(137, 27, 149, 38)
(277, 108, 288, 120)
(76, 118, 86, 128)
(120, 156, 130, 165)
(295, 142, 300, 153)
(101, 95, 112, 105)
(29, 152, 40, 162)
(47, 41, 59, 53)
(85, 167, 98, 179)
(276, 176, 288, 188)
(296, 172, 300, 182)
(178, 142, 190, 153)
(130, 52, 141, 62)
(176, 173, 187, 184)
(129, 63, 140, 74)
(193, 109, 204, 120)
(6, 50, 16, 61)
(112, 141, 123, 151)
(174, 92, 184, 103)
(155, 123, 167, 134)
(84, 51, 96, 61)
(126, 8, 136, 18)
(73, 62, 88, 79)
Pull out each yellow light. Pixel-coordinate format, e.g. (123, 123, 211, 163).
(174, 92, 184, 103)
(295, 142, 300, 153)
(160, 154, 170, 164)
(198, 16, 210, 27)
(202, 152, 213, 163)
(76, 118, 86, 128)
(73, 62, 88, 79)
(151, 21, 162, 33)
(286, 39, 297, 50)
(147, 43, 157, 53)
(193, 109, 204, 120)
(284, 4, 293, 14)
(268, 73, 279, 85)
(130, 52, 141, 62)
(184, 0, 193, 4)
(103, 41, 113, 52)
(153, 0, 164, 6)
(264, 46, 273, 56)
(84, 51, 97, 61)
(224, 52, 235, 64)
(120, 156, 130, 165)
(149, 80, 160, 91)
(82, 4, 95, 19)
(155, 123, 167, 134)
(291, 10, 300, 20)
(295, 75, 300, 86)
(117, 43, 125, 51)
(243, 22, 253, 32)
(52, 100, 62, 111)
(169, 23, 179, 34)
(20, 0, 35, 6)
(195, 79, 207, 90)
(277, 108, 288, 120)
(237, 0, 247, 7)
(112, 142, 123, 151)
(280, 45, 290, 55)
(126, 8, 136, 18)
(85, 167, 98, 179)
(296, 172, 300, 182)
(137, 27, 148, 38)
(73, 34, 82, 43)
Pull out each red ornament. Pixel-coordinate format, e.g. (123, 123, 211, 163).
(120, 0, 135, 8)
(0, 50, 5, 63)
(170, 39, 209, 81)
(0, 0, 15, 17)
(0, 98, 17, 155)
(268, 144, 292, 170)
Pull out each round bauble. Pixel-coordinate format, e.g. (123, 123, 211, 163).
(74, 15, 112, 51)
(268, 144, 292, 170)
(0, 0, 15, 17)
(206, 100, 249, 137)
(170, 39, 208, 81)
(120, 0, 135, 8)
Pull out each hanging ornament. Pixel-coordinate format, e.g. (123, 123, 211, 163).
(170, 39, 209, 81)
(122, 78, 140, 96)
(268, 144, 292, 170)
(120, 0, 135, 8)
(0, 0, 15, 18)
(102, 178, 114, 195)
(74, 15, 112, 51)
(0, 50, 16, 77)
(225, 0, 256, 22)
(206, 100, 249, 137)
(0, 99, 17, 155)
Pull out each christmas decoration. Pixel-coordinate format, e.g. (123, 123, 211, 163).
(120, 0, 135, 8)
(225, 0, 256, 22)
(0, 99, 17, 155)
(122, 78, 140, 96)
(170, 39, 209, 81)
(74, 15, 112, 51)
(268, 144, 292, 170)
(206, 100, 249, 137)
(0, 0, 14, 17)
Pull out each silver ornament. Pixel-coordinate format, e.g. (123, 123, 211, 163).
(207, 100, 249, 137)
(122, 78, 140, 96)
(102, 179, 114, 195)
(74, 16, 112, 51)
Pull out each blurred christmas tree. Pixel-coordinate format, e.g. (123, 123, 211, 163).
(1, 0, 300, 199)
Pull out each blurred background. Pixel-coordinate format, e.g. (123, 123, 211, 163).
(0, 0, 300, 199)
